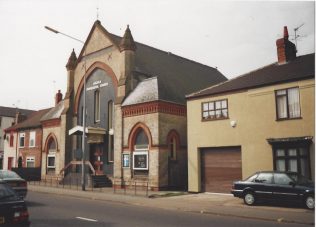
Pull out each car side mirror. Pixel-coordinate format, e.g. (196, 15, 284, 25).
(289, 181, 296, 187)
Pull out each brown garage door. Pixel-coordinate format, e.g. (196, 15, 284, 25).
(201, 147, 242, 193)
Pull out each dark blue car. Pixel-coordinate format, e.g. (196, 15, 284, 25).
(0, 181, 30, 226)
(231, 171, 314, 209)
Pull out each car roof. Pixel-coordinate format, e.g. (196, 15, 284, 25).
(255, 171, 298, 174)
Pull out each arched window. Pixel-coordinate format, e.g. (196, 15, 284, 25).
(94, 89, 100, 122)
(167, 130, 180, 161)
(133, 129, 149, 172)
(135, 129, 149, 150)
(169, 136, 177, 160)
(47, 139, 56, 174)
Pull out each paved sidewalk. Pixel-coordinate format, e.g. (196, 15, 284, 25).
(28, 184, 314, 225)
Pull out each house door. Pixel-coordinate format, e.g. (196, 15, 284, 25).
(8, 157, 13, 170)
(90, 144, 103, 175)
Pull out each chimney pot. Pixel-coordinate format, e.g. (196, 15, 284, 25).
(283, 26, 289, 40)
(55, 90, 63, 106)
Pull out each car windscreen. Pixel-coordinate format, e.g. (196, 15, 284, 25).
(0, 184, 16, 199)
(244, 173, 258, 182)
(287, 172, 312, 184)
(0, 171, 21, 179)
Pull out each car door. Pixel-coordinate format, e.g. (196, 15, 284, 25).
(253, 173, 274, 200)
(272, 173, 300, 202)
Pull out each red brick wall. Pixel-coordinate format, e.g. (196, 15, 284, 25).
(18, 128, 42, 168)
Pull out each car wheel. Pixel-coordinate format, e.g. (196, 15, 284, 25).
(244, 192, 255, 206)
(305, 196, 314, 210)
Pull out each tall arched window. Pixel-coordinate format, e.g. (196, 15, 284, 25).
(133, 129, 149, 173)
(94, 89, 100, 122)
(167, 130, 180, 161)
(169, 136, 177, 160)
(47, 139, 56, 174)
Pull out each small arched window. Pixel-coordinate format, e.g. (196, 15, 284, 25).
(48, 139, 56, 151)
(134, 129, 149, 150)
(169, 136, 177, 160)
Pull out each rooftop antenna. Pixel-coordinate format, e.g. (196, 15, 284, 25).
(292, 23, 306, 53)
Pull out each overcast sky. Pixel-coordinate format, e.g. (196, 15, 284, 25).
(0, 0, 314, 110)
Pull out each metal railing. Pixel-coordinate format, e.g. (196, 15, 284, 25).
(28, 176, 156, 197)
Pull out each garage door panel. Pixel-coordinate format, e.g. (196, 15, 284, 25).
(201, 147, 242, 193)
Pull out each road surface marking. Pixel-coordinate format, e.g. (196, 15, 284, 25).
(76, 217, 98, 222)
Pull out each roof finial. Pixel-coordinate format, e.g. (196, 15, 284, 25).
(119, 24, 136, 51)
(96, 7, 99, 20)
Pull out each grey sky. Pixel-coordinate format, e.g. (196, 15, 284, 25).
(0, 0, 314, 110)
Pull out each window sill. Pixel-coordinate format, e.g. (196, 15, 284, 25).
(276, 117, 302, 121)
(202, 117, 229, 122)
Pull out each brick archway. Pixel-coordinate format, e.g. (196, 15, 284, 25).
(74, 61, 118, 114)
(43, 133, 59, 153)
(128, 122, 153, 150)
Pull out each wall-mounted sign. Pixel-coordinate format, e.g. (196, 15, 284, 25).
(86, 80, 109, 91)
(122, 153, 130, 168)
(133, 151, 148, 170)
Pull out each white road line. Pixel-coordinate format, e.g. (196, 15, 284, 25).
(76, 217, 98, 222)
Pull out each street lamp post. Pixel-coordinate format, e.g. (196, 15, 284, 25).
(45, 26, 87, 191)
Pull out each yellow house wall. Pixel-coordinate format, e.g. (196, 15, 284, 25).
(187, 79, 315, 192)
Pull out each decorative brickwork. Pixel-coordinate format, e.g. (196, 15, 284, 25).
(41, 119, 61, 128)
(122, 101, 186, 118)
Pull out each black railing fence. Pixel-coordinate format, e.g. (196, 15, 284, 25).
(27, 176, 155, 197)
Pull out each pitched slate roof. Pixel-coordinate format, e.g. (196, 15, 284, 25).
(41, 101, 64, 122)
(187, 53, 315, 99)
(122, 77, 158, 106)
(0, 106, 35, 118)
(79, 21, 227, 105)
(5, 108, 51, 131)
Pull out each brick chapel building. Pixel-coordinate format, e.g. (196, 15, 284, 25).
(58, 20, 226, 190)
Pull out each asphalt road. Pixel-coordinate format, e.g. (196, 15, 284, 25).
(26, 191, 309, 227)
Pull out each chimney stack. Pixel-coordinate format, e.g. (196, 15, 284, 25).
(15, 112, 26, 124)
(276, 26, 296, 64)
(55, 90, 63, 106)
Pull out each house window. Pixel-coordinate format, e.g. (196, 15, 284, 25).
(0, 117, 2, 127)
(273, 146, 310, 179)
(29, 131, 36, 147)
(133, 151, 148, 170)
(9, 134, 14, 147)
(202, 99, 228, 120)
(26, 157, 35, 168)
(275, 87, 301, 120)
(94, 90, 100, 122)
(19, 133, 25, 148)
(108, 100, 114, 162)
(47, 153, 56, 173)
